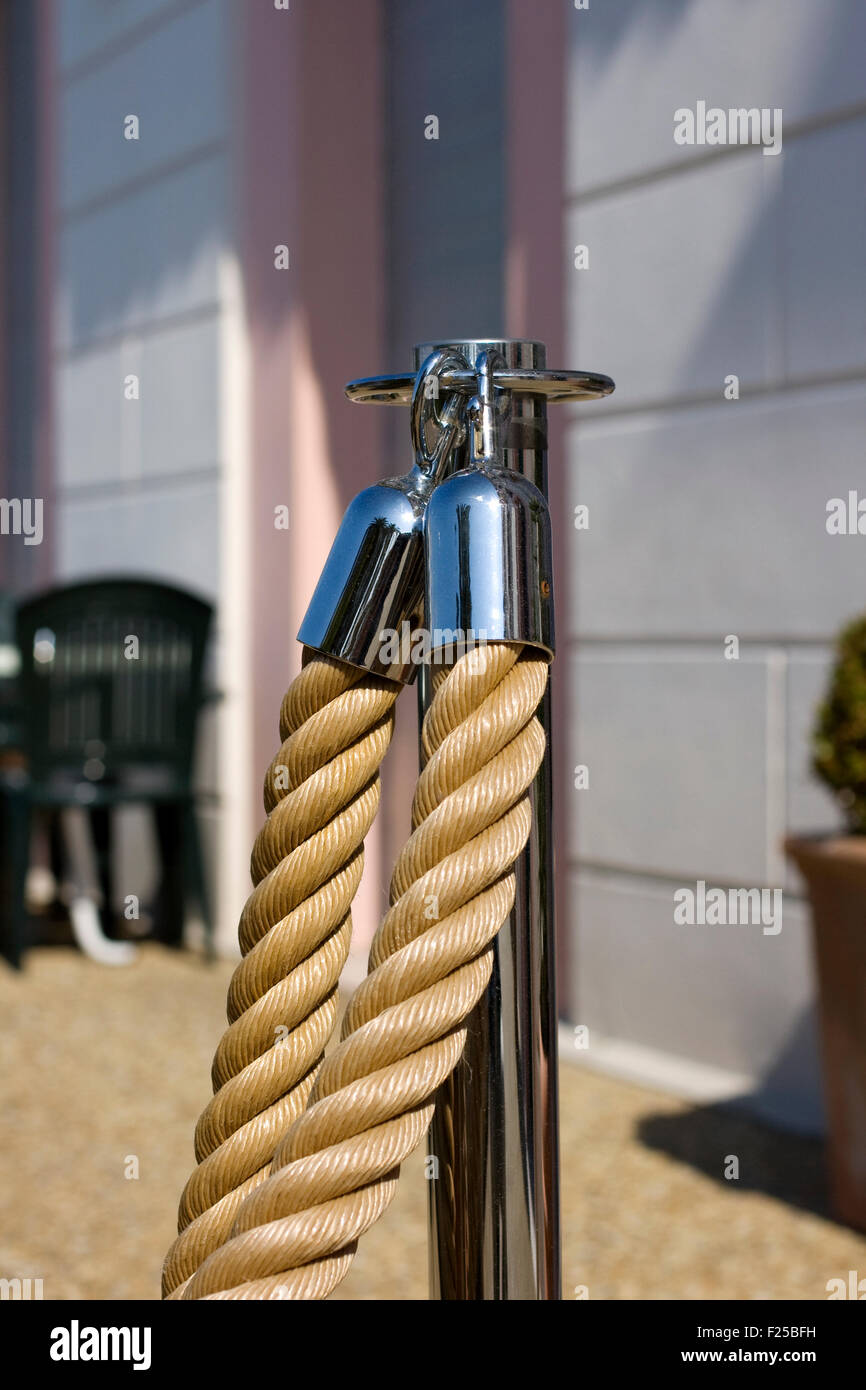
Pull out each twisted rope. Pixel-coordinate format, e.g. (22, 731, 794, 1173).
(169, 642, 548, 1300)
(161, 649, 400, 1297)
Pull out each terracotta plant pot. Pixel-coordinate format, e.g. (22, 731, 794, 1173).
(786, 835, 866, 1231)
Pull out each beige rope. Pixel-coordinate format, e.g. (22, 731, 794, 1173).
(161, 649, 400, 1297)
(168, 642, 547, 1300)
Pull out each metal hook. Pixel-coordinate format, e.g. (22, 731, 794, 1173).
(467, 348, 511, 468)
(410, 348, 470, 480)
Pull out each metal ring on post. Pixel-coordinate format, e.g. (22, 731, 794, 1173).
(345, 366, 615, 405)
(409, 348, 470, 481)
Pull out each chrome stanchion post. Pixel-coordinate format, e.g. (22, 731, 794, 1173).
(417, 340, 557, 1300)
(343, 342, 614, 1300)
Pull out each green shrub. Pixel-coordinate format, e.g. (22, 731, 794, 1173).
(813, 616, 866, 833)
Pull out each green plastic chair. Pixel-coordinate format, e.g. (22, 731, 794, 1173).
(8, 577, 214, 964)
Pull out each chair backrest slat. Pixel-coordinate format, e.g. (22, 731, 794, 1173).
(16, 578, 213, 792)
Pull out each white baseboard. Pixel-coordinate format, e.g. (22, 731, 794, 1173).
(557, 1023, 754, 1104)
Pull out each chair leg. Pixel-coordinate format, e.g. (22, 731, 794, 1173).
(152, 801, 186, 948)
(58, 807, 135, 965)
(49, 810, 65, 909)
(89, 804, 115, 939)
(1, 784, 30, 969)
(185, 801, 215, 960)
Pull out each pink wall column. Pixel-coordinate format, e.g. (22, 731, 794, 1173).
(239, 0, 386, 953)
(505, 0, 570, 1012)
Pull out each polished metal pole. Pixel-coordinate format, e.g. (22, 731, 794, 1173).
(414, 339, 561, 1300)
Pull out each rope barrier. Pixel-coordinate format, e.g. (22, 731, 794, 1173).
(161, 649, 400, 1297)
(164, 641, 547, 1300)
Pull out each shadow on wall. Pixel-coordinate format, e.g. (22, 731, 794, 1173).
(743, 1004, 826, 1135)
(570, 0, 866, 643)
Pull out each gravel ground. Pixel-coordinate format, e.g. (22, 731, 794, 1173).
(1, 944, 863, 1302)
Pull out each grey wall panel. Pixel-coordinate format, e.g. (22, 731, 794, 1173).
(566, 388, 866, 641)
(566, 157, 779, 406)
(562, 1, 866, 1125)
(568, 870, 824, 1132)
(58, 0, 188, 72)
(781, 118, 866, 379)
(57, 315, 221, 489)
(58, 153, 225, 353)
(566, 0, 866, 195)
(567, 648, 778, 884)
(60, 0, 227, 212)
(384, 0, 506, 363)
(57, 479, 220, 598)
